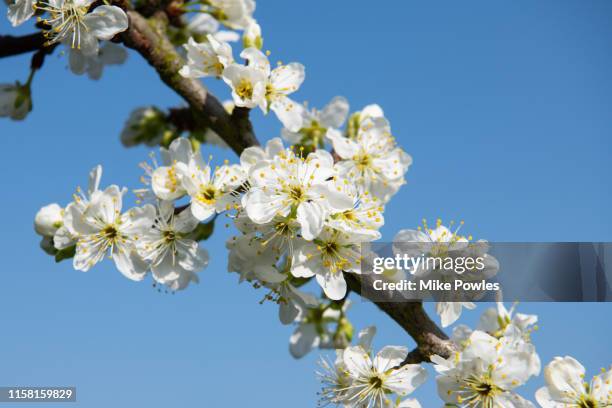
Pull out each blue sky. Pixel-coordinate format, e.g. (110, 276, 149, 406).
(1, 0, 611, 407)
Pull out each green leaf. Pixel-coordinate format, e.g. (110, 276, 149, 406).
(55, 245, 76, 263)
(188, 218, 216, 241)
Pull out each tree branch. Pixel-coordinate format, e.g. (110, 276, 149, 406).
(120, 10, 258, 154)
(344, 273, 457, 363)
(0, 32, 46, 58)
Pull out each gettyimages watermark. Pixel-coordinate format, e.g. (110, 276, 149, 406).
(358, 242, 612, 302)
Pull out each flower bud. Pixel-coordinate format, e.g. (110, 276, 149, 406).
(243, 19, 263, 50)
(34, 203, 63, 237)
(120, 107, 168, 147)
(0, 81, 32, 121)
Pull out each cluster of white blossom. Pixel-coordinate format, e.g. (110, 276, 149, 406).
(34, 162, 208, 290)
(227, 135, 388, 302)
(318, 302, 611, 408)
(180, 35, 305, 131)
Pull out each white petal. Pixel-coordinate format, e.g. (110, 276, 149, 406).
(173, 207, 200, 233)
(315, 272, 347, 300)
(296, 201, 326, 241)
(8, 0, 35, 27)
(240, 47, 270, 75)
(343, 345, 372, 377)
(279, 299, 300, 325)
(112, 249, 148, 281)
(84, 5, 129, 41)
(373, 345, 408, 372)
(289, 323, 320, 358)
(320, 96, 349, 128)
(120, 204, 156, 236)
(397, 398, 422, 408)
(270, 62, 305, 95)
(326, 128, 358, 158)
(385, 364, 428, 396)
(357, 326, 376, 351)
(243, 189, 288, 224)
(190, 201, 216, 221)
(270, 97, 304, 132)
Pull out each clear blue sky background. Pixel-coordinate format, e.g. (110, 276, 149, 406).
(1, 1, 611, 407)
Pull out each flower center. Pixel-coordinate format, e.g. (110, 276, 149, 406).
(368, 376, 383, 389)
(322, 241, 339, 256)
(236, 79, 254, 99)
(163, 230, 177, 243)
(475, 382, 495, 397)
(354, 152, 373, 170)
(275, 221, 290, 235)
(198, 185, 218, 204)
(288, 185, 305, 202)
(339, 210, 357, 222)
(164, 166, 178, 192)
(300, 120, 326, 146)
(102, 225, 118, 241)
(578, 396, 599, 408)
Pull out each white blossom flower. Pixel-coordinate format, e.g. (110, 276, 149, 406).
(242, 18, 262, 49)
(281, 96, 349, 146)
(452, 304, 542, 379)
(240, 47, 306, 131)
(137, 202, 208, 290)
(7, 0, 35, 26)
(68, 41, 127, 80)
(325, 176, 384, 241)
(535, 356, 612, 408)
(149, 138, 200, 201)
(64, 185, 155, 280)
(231, 211, 303, 262)
(0, 82, 31, 121)
(318, 326, 426, 408)
(50, 165, 103, 251)
(291, 227, 362, 300)
(222, 63, 267, 108)
(207, 0, 255, 29)
(341, 344, 427, 408)
(186, 13, 239, 43)
(176, 155, 245, 221)
(393, 219, 470, 259)
(433, 330, 538, 408)
(36, 0, 128, 56)
(179, 35, 234, 79)
(242, 147, 352, 241)
(327, 115, 411, 202)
